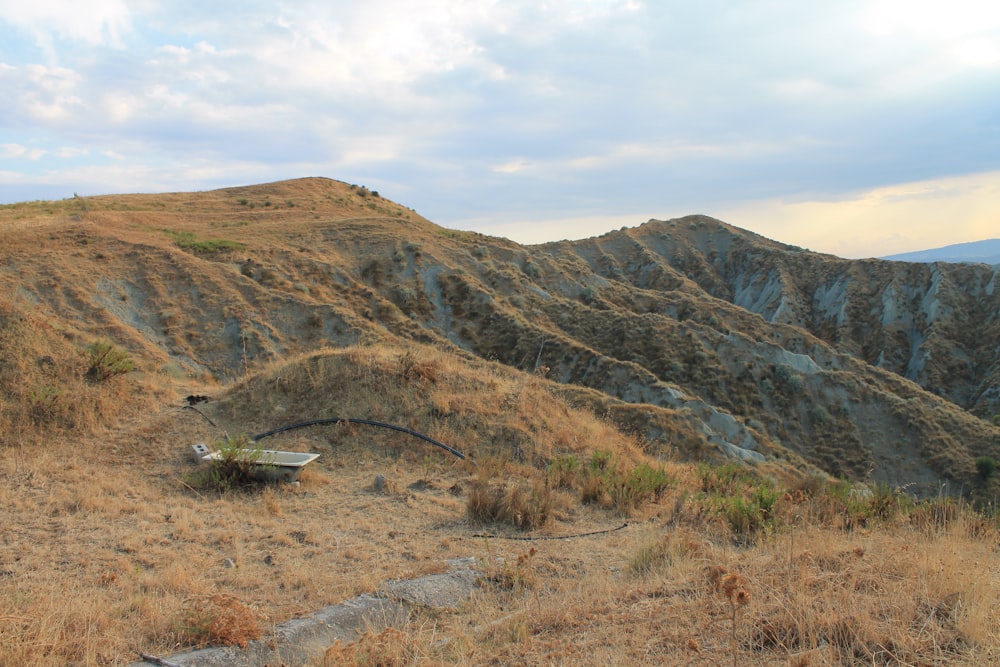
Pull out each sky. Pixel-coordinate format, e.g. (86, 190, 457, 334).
(1, 1, 998, 258)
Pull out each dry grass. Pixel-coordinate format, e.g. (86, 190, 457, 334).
(1, 180, 999, 665)
(318, 520, 999, 666)
(1, 340, 998, 665)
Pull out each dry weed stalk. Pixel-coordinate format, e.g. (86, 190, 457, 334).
(719, 572, 752, 639)
(705, 566, 752, 666)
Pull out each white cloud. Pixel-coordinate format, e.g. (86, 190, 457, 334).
(862, 0, 1000, 39)
(0, 0, 130, 47)
(54, 146, 88, 158)
(102, 92, 139, 123)
(492, 159, 531, 174)
(1, 63, 86, 123)
(953, 38, 1000, 68)
(1, 144, 46, 160)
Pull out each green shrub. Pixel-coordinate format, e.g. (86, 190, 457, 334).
(772, 364, 805, 394)
(976, 456, 997, 481)
(164, 230, 245, 254)
(190, 434, 274, 492)
(85, 341, 135, 381)
(609, 463, 673, 514)
(809, 405, 831, 424)
(721, 482, 780, 542)
(547, 454, 581, 489)
(574, 451, 672, 515)
(697, 462, 752, 495)
(27, 385, 67, 425)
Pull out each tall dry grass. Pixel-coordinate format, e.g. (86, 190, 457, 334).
(315, 515, 998, 666)
(1, 339, 998, 666)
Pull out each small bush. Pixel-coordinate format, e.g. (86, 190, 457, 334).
(85, 341, 135, 382)
(772, 364, 805, 395)
(571, 451, 672, 515)
(547, 454, 581, 489)
(589, 450, 614, 473)
(190, 434, 274, 492)
(809, 405, 831, 424)
(698, 462, 752, 495)
(467, 479, 552, 530)
(609, 463, 673, 515)
(722, 483, 780, 542)
(27, 385, 67, 425)
(976, 456, 997, 481)
(628, 534, 674, 574)
(481, 547, 537, 592)
(865, 482, 909, 522)
(398, 350, 439, 384)
(180, 594, 261, 649)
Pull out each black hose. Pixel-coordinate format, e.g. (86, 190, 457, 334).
(251, 418, 466, 460)
(183, 405, 217, 428)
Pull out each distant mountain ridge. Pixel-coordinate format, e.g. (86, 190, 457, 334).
(883, 238, 1000, 265)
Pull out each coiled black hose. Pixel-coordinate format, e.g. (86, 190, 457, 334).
(251, 418, 466, 460)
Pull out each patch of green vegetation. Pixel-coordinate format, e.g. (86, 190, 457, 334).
(27, 385, 67, 425)
(188, 434, 275, 492)
(85, 341, 135, 382)
(349, 184, 379, 198)
(438, 229, 481, 241)
(976, 456, 997, 481)
(162, 230, 245, 254)
(719, 482, 780, 541)
(548, 451, 672, 516)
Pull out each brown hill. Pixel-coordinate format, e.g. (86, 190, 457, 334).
(3, 178, 1000, 666)
(1, 177, 998, 495)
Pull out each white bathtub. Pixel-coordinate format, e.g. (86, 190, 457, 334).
(201, 448, 320, 483)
